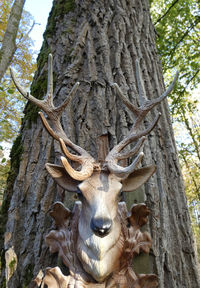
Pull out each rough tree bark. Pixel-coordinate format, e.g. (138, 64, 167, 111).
(0, 0, 199, 287)
(0, 0, 26, 82)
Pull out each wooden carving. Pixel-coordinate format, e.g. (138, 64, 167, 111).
(10, 54, 178, 288)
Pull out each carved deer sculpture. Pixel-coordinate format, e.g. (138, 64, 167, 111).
(10, 54, 178, 288)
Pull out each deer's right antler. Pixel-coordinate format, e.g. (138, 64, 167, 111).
(10, 54, 96, 181)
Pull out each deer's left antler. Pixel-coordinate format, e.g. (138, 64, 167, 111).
(105, 61, 179, 177)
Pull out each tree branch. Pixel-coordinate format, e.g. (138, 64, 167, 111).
(154, 0, 180, 25)
(180, 109, 200, 162)
(17, 20, 37, 46)
(0, 0, 26, 82)
(181, 154, 200, 201)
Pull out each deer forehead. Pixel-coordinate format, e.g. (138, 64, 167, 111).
(79, 172, 122, 198)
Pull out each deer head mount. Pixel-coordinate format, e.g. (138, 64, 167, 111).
(10, 54, 178, 287)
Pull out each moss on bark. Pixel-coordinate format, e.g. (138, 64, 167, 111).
(0, 134, 23, 287)
(44, 0, 75, 39)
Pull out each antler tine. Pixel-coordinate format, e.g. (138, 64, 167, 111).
(113, 70, 178, 132)
(10, 54, 80, 151)
(135, 59, 145, 107)
(41, 53, 80, 115)
(106, 61, 178, 177)
(38, 111, 87, 158)
(46, 53, 53, 105)
(59, 138, 82, 162)
(61, 156, 95, 181)
(107, 112, 161, 156)
(10, 53, 96, 181)
(144, 70, 179, 110)
(117, 136, 146, 160)
(105, 113, 161, 174)
(107, 152, 144, 178)
(10, 67, 45, 110)
(130, 69, 178, 132)
(111, 83, 140, 116)
(55, 81, 80, 115)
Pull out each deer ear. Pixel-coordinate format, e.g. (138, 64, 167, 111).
(122, 165, 156, 192)
(45, 163, 80, 192)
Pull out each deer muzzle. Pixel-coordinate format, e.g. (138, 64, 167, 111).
(90, 217, 112, 237)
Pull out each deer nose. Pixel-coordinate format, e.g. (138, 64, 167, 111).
(90, 217, 112, 237)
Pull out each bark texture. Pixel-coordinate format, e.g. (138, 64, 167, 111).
(0, 0, 199, 287)
(0, 0, 26, 82)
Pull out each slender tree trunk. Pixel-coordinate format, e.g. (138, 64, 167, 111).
(0, 0, 26, 82)
(0, 0, 199, 287)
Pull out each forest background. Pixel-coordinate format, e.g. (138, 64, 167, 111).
(0, 0, 199, 261)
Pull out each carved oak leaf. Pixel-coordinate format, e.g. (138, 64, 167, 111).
(122, 204, 152, 262)
(107, 266, 138, 288)
(45, 203, 78, 267)
(108, 266, 158, 288)
(137, 274, 158, 288)
(45, 230, 66, 254)
(45, 202, 94, 285)
(108, 204, 156, 288)
(43, 267, 70, 288)
(49, 201, 72, 228)
(37, 266, 105, 288)
(132, 231, 152, 254)
(128, 203, 150, 228)
(45, 203, 72, 256)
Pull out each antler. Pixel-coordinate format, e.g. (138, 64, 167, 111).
(10, 54, 96, 181)
(10, 54, 178, 181)
(105, 60, 179, 177)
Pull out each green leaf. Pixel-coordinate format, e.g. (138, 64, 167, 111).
(7, 89, 14, 94)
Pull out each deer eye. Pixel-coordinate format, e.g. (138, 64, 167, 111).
(118, 190, 124, 202)
(76, 187, 83, 199)
(77, 187, 82, 194)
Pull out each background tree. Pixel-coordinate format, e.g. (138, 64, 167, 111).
(0, 0, 200, 287)
(0, 0, 36, 142)
(0, 0, 36, 203)
(0, 0, 26, 82)
(150, 0, 200, 260)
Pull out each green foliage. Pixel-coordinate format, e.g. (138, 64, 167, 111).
(0, 80, 25, 142)
(150, 0, 200, 109)
(0, 0, 37, 145)
(150, 0, 200, 260)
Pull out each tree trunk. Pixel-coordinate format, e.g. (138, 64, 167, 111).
(0, 0, 26, 82)
(0, 0, 199, 287)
